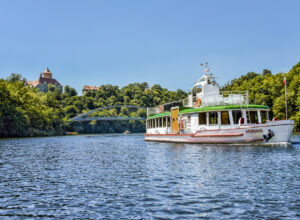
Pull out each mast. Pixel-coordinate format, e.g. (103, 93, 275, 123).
(284, 75, 288, 120)
(200, 62, 209, 74)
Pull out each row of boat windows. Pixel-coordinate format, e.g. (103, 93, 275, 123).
(147, 117, 170, 128)
(147, 110, 269, 128)
(198, 110, 268, 125)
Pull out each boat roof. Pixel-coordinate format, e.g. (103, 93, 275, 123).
(147, 104, 269, 119)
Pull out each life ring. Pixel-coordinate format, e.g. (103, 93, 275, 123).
(179, 119, 184, 131)
(272, 117, 278, 121)
(239, 117, 245, 126)
(196, 98, 202, 107)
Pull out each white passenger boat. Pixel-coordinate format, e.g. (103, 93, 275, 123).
(144, 67, 294, 144)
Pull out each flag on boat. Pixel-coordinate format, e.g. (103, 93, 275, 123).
(283, 76, 286, 85)
(204, 68, 209, 73)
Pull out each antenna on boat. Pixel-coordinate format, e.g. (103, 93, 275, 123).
(200, 62, 209, 74)
(283, 73, 288, 120)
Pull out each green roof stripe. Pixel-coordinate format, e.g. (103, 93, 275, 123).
(147, 112, 170, 119)
(179, 104, 269, 114)
(147, 104, 269, 119)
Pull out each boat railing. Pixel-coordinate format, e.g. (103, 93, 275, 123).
(146, 91, 249, 116)
(191, 91, 249, 107)
(147, 99, 187, 116)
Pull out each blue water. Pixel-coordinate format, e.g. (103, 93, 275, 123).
(0, 134, 299, 219)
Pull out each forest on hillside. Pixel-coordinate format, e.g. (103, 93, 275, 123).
(0, 62, 299, 138)
(222, 62, 300, 130)
(0, 74, 186, 137)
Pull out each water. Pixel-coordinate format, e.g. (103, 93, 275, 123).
(0, 134, 299, 219)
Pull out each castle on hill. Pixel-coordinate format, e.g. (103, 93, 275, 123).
(27, 68, 63, 93)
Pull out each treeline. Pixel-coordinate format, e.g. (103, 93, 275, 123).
(0, 74, 65, 137)
(63, 82, 186, 134)
(222, 62, 300, 131)
(0, 74, 186, 137)
(1, 62, 299, 137)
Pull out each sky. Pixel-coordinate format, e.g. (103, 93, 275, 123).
(0, 0, 300, 94)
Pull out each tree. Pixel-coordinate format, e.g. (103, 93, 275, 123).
(262, 69, 272, 76)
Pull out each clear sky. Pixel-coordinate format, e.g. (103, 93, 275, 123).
(0, 0, 299, 93)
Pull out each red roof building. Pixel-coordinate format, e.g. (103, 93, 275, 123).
(27, 68, 63, 93)
(82, 85, 100, 95)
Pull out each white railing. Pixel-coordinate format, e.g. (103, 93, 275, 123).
(147, 91, 249, 116)
(146, 100, 187, 116)
(194, 91, 249, 107)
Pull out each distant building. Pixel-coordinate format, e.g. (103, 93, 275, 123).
(27, 68, 63, 93)
(82, 85, 100, 95)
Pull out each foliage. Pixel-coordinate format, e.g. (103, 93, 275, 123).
(0, 76, 186, 137)
(222, 62, 300, 131)
(1, 61, 299, 137)
(0, 74, 64, 137)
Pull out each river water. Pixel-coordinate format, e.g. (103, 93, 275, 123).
(0, 134, 299, 219)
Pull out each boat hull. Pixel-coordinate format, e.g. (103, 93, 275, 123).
(144, 120, 294, 145)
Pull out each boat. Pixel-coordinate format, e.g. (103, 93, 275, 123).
(144, 65, 294, 144)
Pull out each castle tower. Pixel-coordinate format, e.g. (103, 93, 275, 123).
(43, 67, 52, 79)
(27, 67, 63, 93)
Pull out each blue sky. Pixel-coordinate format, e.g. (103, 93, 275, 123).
(0, 0, 299, 93)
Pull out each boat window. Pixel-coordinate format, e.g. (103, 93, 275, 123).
(247, 111, 259, 123)
(163, 117, 166, 127)
(232, 110, 242, 124)
(260, 111, 267, 123)
(167, 117, 171, 127)
(209, 78, 216, 85)
(221, 111, 230, 125)
(192, 85, 202, 95)
(199, 112, 207, 125)
(209, 112, 218, 125)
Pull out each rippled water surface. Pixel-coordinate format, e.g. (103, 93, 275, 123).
(0, 134, 300, 219)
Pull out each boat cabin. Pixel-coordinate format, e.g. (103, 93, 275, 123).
(146, 106, 270, 134)
(146, 71, 270, 134)
(145, 65, 294, 144)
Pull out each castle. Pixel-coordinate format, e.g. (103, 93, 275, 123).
(27, 68, 63, 93)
